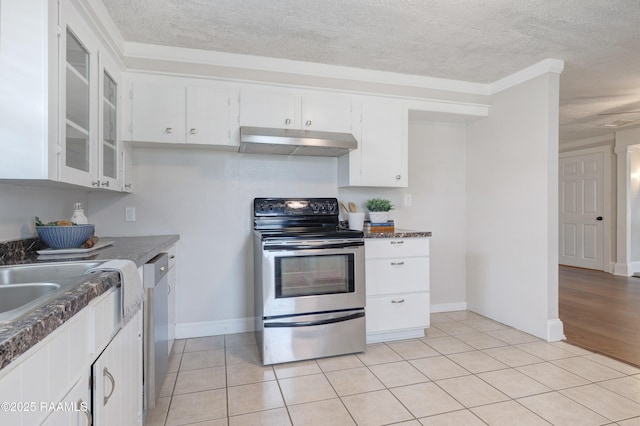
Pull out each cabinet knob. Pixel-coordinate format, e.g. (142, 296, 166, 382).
(165, 127, 173, 134)
(396, 175, 401, 180)
(391, 299, 405, 304)
(305, 120, 312, 126)
(190, 128, 198, 135)
(285, 118, 291, 125)
(91, 180, 100, 187)
(101, 181, 110, 188)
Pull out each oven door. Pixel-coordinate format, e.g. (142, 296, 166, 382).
(261, 239, 365, 317)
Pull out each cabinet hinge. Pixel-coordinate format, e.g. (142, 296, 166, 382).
(129, 123, 133, 134)
(129, 89, 134, 99)
(227, 97, 231, 106)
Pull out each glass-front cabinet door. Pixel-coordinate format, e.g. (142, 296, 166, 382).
(59, 0, 122, 190)
(65, 29, 91, 174)
(99, 69, 119, 189)
(59, 5, 99, 187)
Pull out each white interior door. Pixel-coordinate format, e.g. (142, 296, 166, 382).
(559, 152, 605, 270)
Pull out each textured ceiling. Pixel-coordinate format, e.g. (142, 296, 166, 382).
(101, 0, 640, 143)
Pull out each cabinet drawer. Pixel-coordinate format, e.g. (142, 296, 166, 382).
(365, 238, 429, 259)
(366, 257, 429, 296)
(366, 292, 430, 333)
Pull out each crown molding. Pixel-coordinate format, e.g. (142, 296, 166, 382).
(488, 59, 565, 95)
(124, 42, 491, 95)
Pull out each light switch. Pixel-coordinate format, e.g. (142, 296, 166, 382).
(404, 194, 412, 206)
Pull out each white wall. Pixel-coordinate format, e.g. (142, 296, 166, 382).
(89, 147, 338, 336)
(0, 182, 89, 242)
(466, 72, 562, 341)
(339, 121, 467, 311)
(629, 147, 640, 262)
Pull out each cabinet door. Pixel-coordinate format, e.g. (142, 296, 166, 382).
(239, 87, 298, 129)
(186, 86, 238, 146)
(93, 311, 143, 425)
(121, 142, 134, 192)
(43, 375, 92, 426)
(338, 98, 408, 188)
(59, 5, 100, 187)
(301, 93, 353, 133)
(98, 54, 122, 190)
(131, 80, 185, 143)
(359, 99, 408, 187)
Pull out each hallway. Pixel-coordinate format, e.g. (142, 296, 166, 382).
(560, 265, 640, 367)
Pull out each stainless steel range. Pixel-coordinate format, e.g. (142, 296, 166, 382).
(253, 197, 366, 365)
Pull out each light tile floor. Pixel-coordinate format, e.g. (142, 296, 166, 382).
(145, 311, 640, 426)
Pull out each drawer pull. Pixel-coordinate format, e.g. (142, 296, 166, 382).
(103, 367, 116, 406)
(390, 261, 405, 266)
(390, 241, 404, 245)
(391, 299, 405, 304)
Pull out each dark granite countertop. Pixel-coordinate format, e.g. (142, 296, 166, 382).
(0, 234, 179, 371)
(364, 229, 432, 238)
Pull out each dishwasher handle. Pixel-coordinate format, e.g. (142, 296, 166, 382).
(143, 253, 169, 288)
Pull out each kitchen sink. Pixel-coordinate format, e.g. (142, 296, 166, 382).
(0, 261, 107, 323)
(0, 261, 106, 285)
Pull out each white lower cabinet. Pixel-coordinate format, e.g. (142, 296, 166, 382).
(92, 310, 143, 425)
(365, 237, 430, 343)
(42, 374, 92, 426)
(0, 286, 143, 425)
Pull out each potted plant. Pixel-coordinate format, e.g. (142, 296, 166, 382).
(365, 198, 393, 223)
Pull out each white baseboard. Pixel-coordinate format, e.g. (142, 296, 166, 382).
(430, 302, 468, 313)
(176, 317, 255, 339)
(614, 262, 631, 276)
(546, 319, 565, 342)
(176, 304, 470, 339)
(366, 328, 425, 344)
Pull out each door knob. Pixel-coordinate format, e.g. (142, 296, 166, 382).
(596, 216, 603, 221)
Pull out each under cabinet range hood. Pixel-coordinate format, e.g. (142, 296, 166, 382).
(238, 126, 357, 157)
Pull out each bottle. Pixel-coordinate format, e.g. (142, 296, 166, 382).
(70, 203, 88, 224)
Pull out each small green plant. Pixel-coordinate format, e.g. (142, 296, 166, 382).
(365, 198, 393, 212)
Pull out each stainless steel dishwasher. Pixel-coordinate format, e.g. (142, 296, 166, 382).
(143, 253, 169, 411)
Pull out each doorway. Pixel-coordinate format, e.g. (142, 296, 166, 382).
(559, 148, 611, 271)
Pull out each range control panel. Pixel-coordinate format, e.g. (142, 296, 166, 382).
(254, 198, 338, 216)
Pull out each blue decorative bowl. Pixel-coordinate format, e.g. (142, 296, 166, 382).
(36, 225, 95, 249)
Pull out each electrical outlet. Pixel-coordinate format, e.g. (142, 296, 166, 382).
(125, 207, 136, 222)
(404, 194, 412, 206)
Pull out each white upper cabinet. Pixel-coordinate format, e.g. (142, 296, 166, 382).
(186, 86, 239, 146)
(126, 74, 239, 148)
(239, 86, 355, 133)
(129, 78, 185, 144)
(98, 55, 122, 190)
(300, 92, 354, 133)
(0, 0, 125, 191)
(339, 97, 408, 187)
(239, 87, 298, 129)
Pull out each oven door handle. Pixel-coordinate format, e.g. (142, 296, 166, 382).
(264, 241, 364, 251)
(264, 311, 364, 328)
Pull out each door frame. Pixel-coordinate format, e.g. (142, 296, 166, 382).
(559, 146, 612, 272)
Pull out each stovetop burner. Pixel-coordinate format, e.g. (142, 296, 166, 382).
(253, 197, 363, 240)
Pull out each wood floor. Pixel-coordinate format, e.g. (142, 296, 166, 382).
(559, 265, 640, 367)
